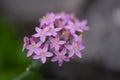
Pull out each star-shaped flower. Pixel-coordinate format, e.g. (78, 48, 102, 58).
(49, 36, 66, 51)
(75, 19, 90, 32)
(65, 21, 83, 34)
(73, 34, 83, 44)
(65, 41, 85, 58)
(61, 30, 70, 40)
(51, 49, 69, 66)
(33, 27, 50, 42)
(26, 37, 42, 57)
(39, 16, 49, 26)
(46, 13, 59, 23)
(33, 44, 53, 64)
(47, 23, 62, 36)
(22, 12, 89, 67)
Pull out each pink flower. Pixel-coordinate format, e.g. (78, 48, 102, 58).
(65, 41, 85, 58)
(22, 12, 89, 66)
(75, 19, 90, 32)
(46, 12, 60, 23)
(65, 20, 83, 34)
(49, 36, 66, 51)
(22, 36, 29, 51)
(26, 37, 42, 57)
(33, 44, 53, 64)
(61, 30, 70, 40)
(47, 23, 62, 36)
(51, 49, 69, 67)
(39, 16, 49, 26)
(33, 27, 49, 42)
(73, 34, 83, 44)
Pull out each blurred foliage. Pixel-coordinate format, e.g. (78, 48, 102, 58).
(0, 17, 43, 80)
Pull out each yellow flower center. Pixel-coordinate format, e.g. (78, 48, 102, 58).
(42, 16, 46, 20)
(63, 30, 68, 36)
(79, 34, 83, 40)
(61, 30, 69, 39)
(41, 50, 45, 55)
(54, 38, 58, 44)
(49, 27, 53, 32)
(58, 54, 63, 58)
(40, 29, 44, 34)
(30, 44, 35, 49)
(72, 45, 77, 50)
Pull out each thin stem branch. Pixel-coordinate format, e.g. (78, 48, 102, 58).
(14, 60, 42, 80)
(14, 65, 32, 80)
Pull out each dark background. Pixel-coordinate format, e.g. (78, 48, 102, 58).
(0, 0, 120, 80)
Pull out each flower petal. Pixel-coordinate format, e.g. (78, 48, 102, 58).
(61, 49, 66, 55)
(76, 51, 82, 58)
(84, 26, 90, 30)
(40, 36, 46, 42)
(46, 32, 52, 36)
(36, 41, 42, 48)
(65, 45, 71, 50)
(51, 56, 58, 62)
(35, 27, 40, 33)
(50, 44, 54, 49)
(24, 36, 29, 43)
(55, 45, 59, 51)
(55, 28, 62, 31)
(34, 49, 40, 55)
(22, 44, 26, 52)
(70, 29, 75, 34)
(63, 56, 70, 62)
(43, 44, 48, 51)
(52, 32, 57, 36)
(81, 20, 87, 25)
(54, 50, 59, 55)
(49, 37, 54, 42)
(80, 46, 85, 50)
(27, 50, 33, 57)
(58, 41, 66, 45)
(68, 51, 74, 58)
(33, 55, 41, 59)
(76, 28, 83, 32)
(41, 57, 46, 64)
(58, 59, 63, 67)
(33, 33, 40, 37)
(46, 52, 53, 57)
(44, 27, 49, 32)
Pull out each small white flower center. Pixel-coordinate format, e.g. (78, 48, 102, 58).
(72, 23, 75, 28)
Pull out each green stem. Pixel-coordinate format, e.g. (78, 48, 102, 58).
(14, 65, 32, 80)
(14, 60, 42, 80)
(14, 71, 31, 80)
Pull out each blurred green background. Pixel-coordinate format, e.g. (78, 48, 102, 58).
(0, 17, 43, 80)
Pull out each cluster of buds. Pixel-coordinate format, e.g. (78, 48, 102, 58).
(22, 12, 89, 66)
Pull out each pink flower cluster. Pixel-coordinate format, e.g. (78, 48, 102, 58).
(22, 12, 89, 67)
